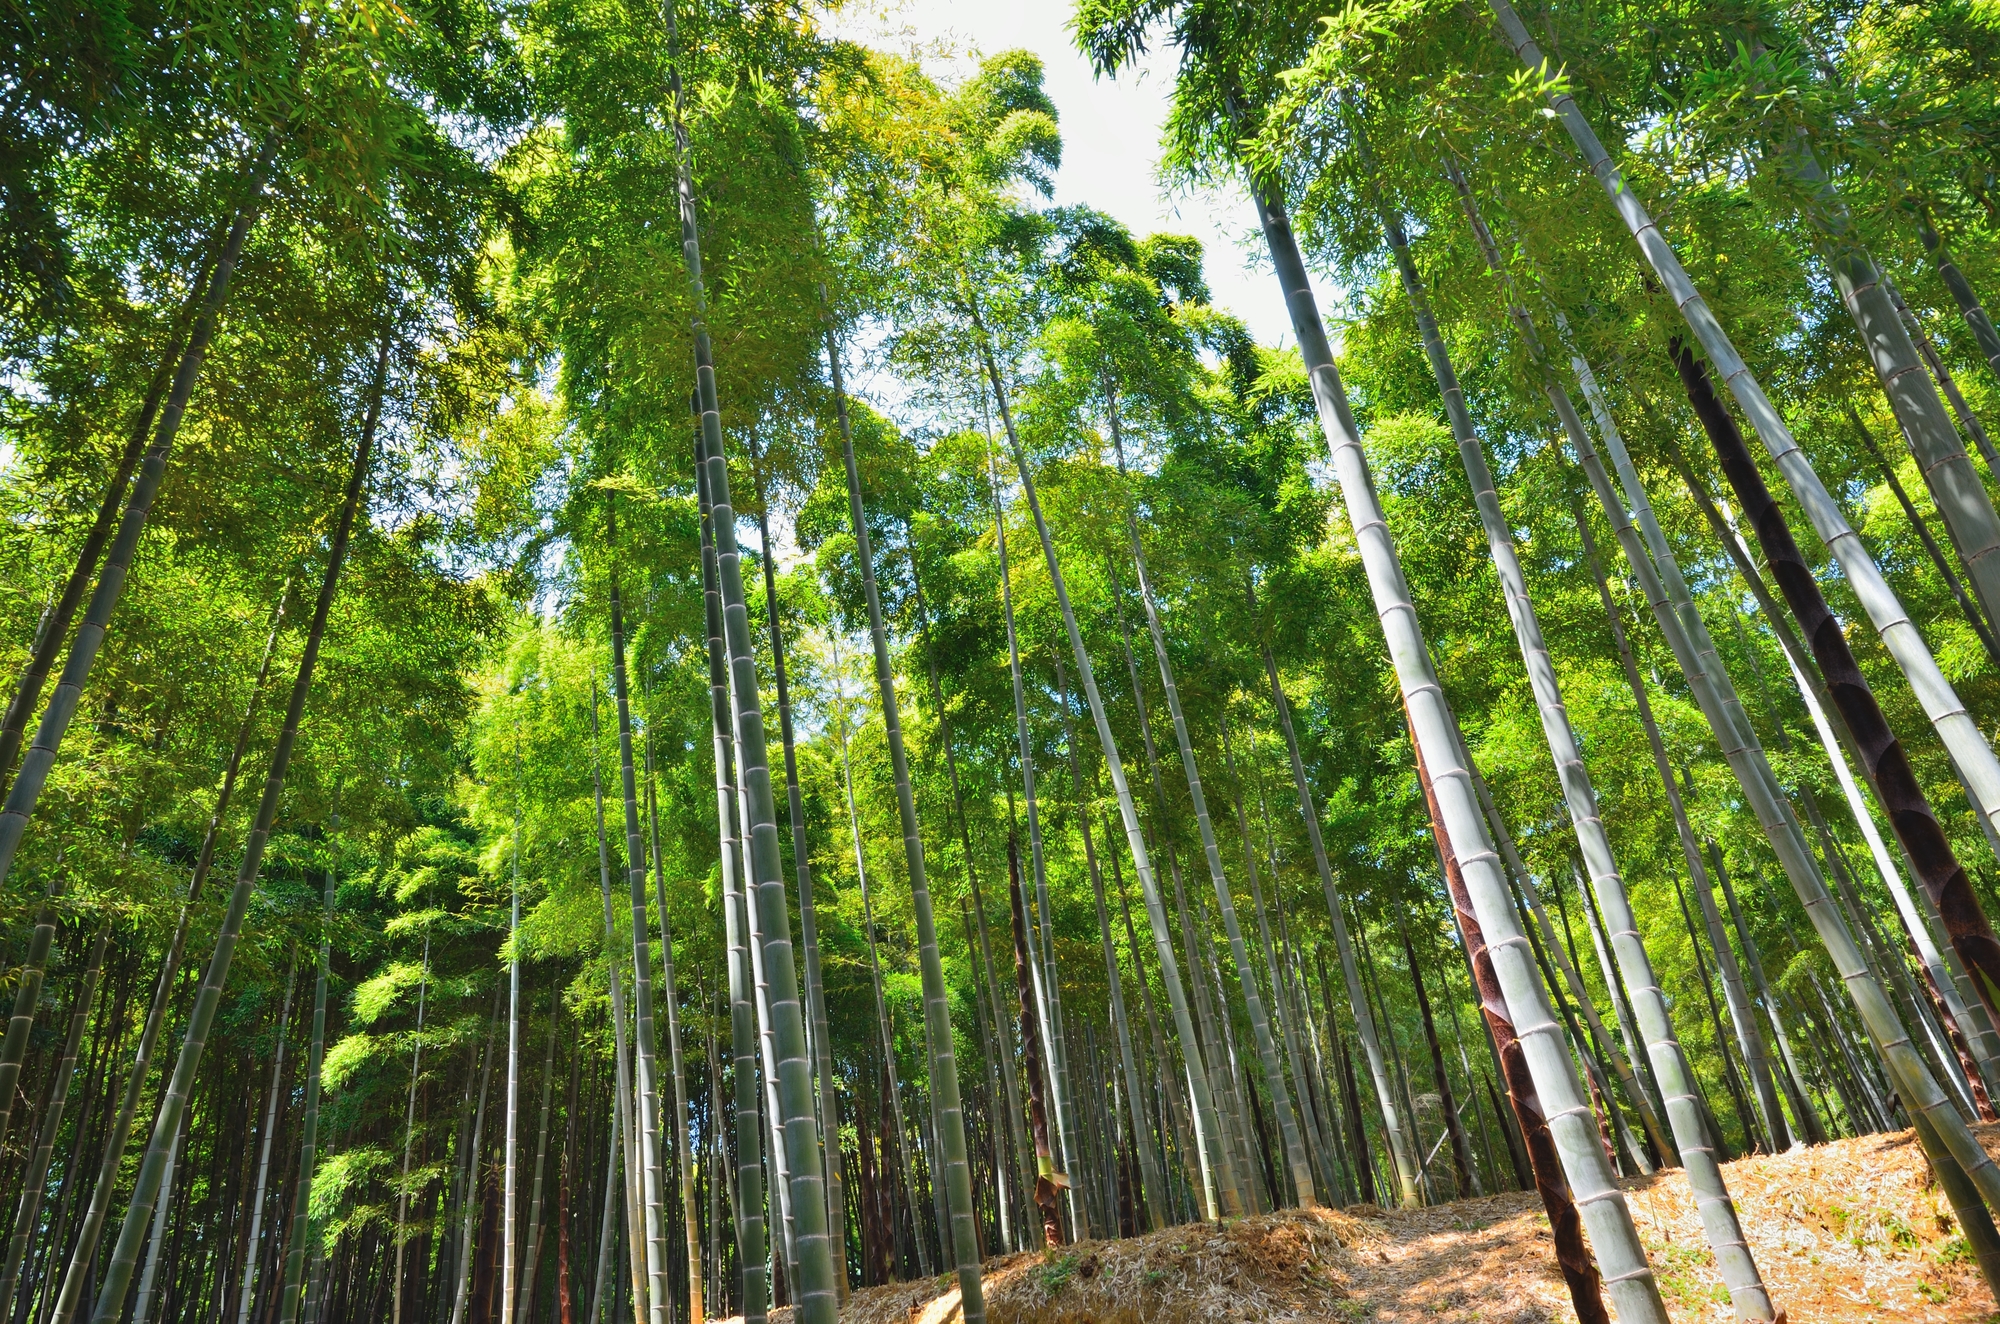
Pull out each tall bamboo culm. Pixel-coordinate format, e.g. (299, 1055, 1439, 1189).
(1249, 175, 1669, 1321)
(1436, 154, 1776, 1316)
(695, 456, 768, 1324)
(87, 327, 386, 1324)
(828, 327, 985, 1311)
(976, 332, 1233, 1221)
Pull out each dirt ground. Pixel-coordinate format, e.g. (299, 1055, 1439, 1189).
(767, 1124, 2000, 1322)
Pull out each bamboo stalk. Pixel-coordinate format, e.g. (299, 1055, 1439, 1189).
(1109, 417, 1314, 1207)
(694, 469, 766, 1324)
(0, 137, 278, 900)
(750, 471, 836, 1306)
(1490, 0, 2000, 876)
(1249, 580, 1420, 1206)
(1252, 169, 1665, 1318)
(89, 328, 386, 1324)
(985, 438, 1081, 1237)
(1056, 658, 1169, 1227)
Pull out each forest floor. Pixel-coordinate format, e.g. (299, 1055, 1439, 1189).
(768, 1123, 2000, 1322)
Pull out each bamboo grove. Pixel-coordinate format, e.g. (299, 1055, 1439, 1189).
(6, 1, 2000, 1321)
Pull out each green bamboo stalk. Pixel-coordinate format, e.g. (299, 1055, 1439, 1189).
(1248, 581, 1420, 1207)
(391, 936, 430, 1324)
(983, 433, 1082, 1236)
(908, 542, 1033, 1250)
(828, 333, 981, 1302)
(977, 331, 1233, 1221)
(1104, 548, 1247, 1215)
(1551, 264, 2000, 1254)
(279, 849, 340, 1324)
(0, 137, 277, 898)
(645, 733, 705, 1321)
(1108, 415, 1314, 1207)
(1250, 172, 1668, 1319)
(751, 474, 840, 1304)
(663, 0, 834, 1304)
(1222, 713, 1336, 1199)
(0, 918, 107, 1320)
(1371, 148, 1677, 1176)
(830, 646, 929, 1278)
(1055, 657, 1169, 1228)
(1489, 0, 2000, 881)
(237, 954, 299, 1324)
(518, 1020, 558, 1322)
(1709, 843, 1826, 1145)
(87, 327, 384, 1324)
(1916, 213, 2000, 408)
(1107, 805, 1199, 1215)
(505, 753, 524, 1324)
(1683, 457, 2000, 1097)
(606, 519, 672, 1324)
(1780, 140, 2000, 637)
(695, 464, 767, 1324)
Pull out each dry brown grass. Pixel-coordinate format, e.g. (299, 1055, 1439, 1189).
(750, 1125, 1999, 1322)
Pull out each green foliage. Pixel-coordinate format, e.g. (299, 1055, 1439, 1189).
(10, 0, 2000, 1286)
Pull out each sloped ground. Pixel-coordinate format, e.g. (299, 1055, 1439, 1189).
(780, 1124, 1999, 1322)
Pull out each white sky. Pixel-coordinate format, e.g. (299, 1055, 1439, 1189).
(833, 0, 1326, 348)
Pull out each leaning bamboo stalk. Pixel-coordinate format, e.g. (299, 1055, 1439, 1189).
(1108, 550, 1250, 1211)
(695, 464, 767, 1324)
(985, 436, 1082, 1236)
(41, 572, 290, 1322)
(830, 632, 929, 1277)
(1674, 333, 2000, 1074)
(0, 137, 277, 901)
(87, 329, 385, 1324)
(1843, 405, 2000, 670)
(1248, 580, 1420, 1206)
(1447, 157, 1800, 1308)
(1410, 721, 1607, 1324)
(236, 956, 300, 1324)
(751, 474, 838, 1304)
(1372, 149, 1680, 1176)
(908, 543, 1035, 1249)
(1916, 213, 2000, 407)
(1108, 814, 1199, 1215)
(1709, 845, 1827, 1144)
(976, 331, 1233, 1221)
(1680, 439, 2000, 1095)
(1887, 282, 1998, 484)
(1250, 171, 1666, 1318)
(1553, 279, 2000, 1252)
(662, 0, 835, 1299)
(1782, 140, 2000, 635)
(0, 918, 108, 1317)
(0, 266, 197, 790)
(1109, 414, 1314, 1207)
(1056, 658, 1170, 1227)
(1221, 713, 1336, 1199)
(1007, 838, 1065, 1246)
(1487, 0, 2000, 866)
(1108, 580, 1254, 1212)
(127, 1094, 188, 1324)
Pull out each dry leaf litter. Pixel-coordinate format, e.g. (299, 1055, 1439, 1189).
(750, 1124, 1995, 1323)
